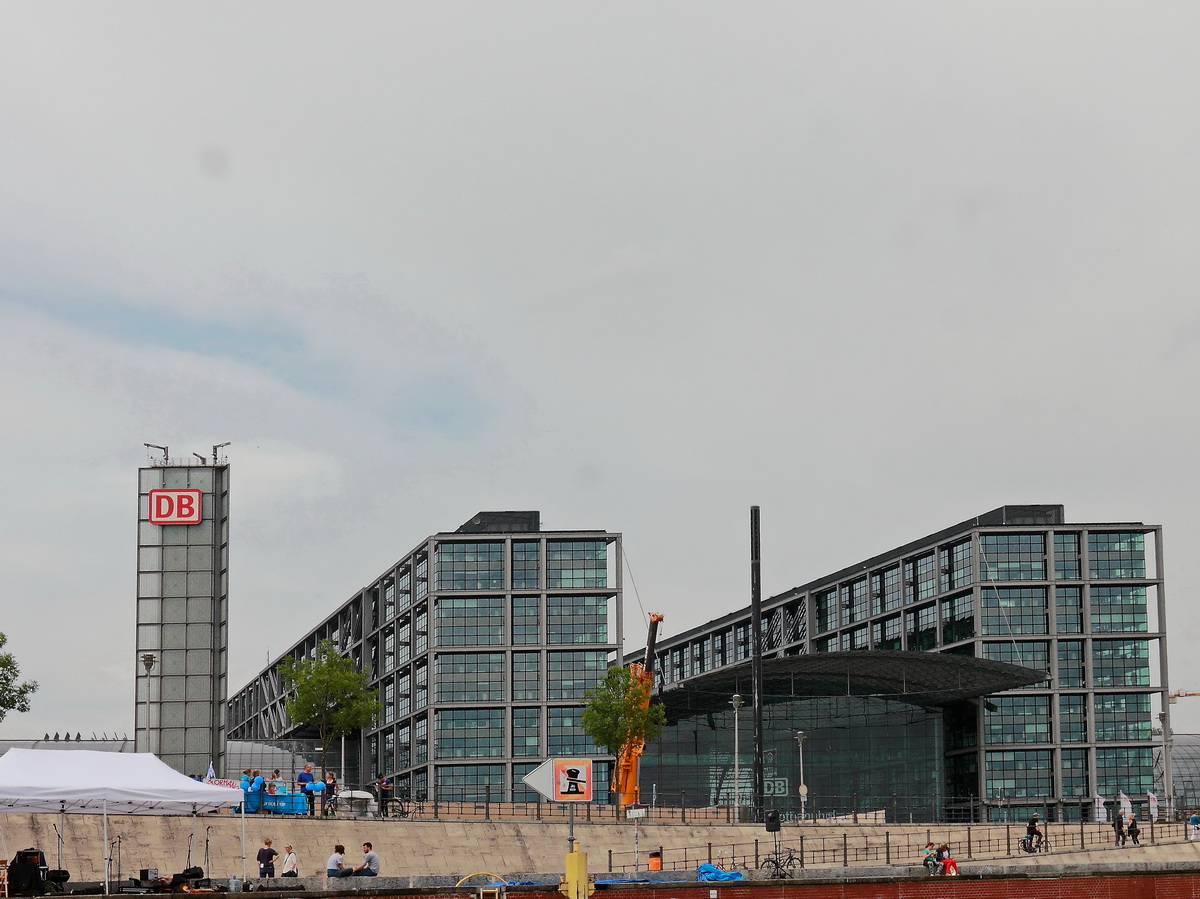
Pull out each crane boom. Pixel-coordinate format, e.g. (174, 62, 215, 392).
(614, 613, 663, 808)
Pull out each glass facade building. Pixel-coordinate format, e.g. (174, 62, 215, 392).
(135, 459, 231, 776)
(227, 512, 622, 801)
(639, 505, 1170, 822)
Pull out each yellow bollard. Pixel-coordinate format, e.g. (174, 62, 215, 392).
(559, 840, 594, 899)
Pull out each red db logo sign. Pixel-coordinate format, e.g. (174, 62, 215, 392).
(148, 489, 203, 525)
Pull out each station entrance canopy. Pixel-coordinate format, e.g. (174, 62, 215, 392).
(655, 650, 1044, 719)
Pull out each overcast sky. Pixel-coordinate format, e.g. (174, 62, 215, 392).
(3, 2, 1200, 740)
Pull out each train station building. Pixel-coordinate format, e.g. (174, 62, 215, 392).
(223, 503, 1169, 822)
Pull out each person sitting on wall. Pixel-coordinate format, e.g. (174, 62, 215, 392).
(325, 844, 353, 877)
(936, 843, 958, 876)
(348, 842, 380, 877)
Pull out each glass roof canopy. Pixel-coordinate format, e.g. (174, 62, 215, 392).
(655, 650, 1045, 720)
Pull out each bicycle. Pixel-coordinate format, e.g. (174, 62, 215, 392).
(1017, 833, 1050, 854)
(759, 847, 800, 876)
(391, 794, 425, 819)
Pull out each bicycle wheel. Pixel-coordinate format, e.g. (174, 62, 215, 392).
(759, 858, 782, 871)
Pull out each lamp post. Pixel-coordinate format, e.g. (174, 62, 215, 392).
(795, 730, 807, 821)
(141, 653, 157, 754)
(730, 695, 744, 814)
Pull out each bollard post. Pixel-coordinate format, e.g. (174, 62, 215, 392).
(536, 799, 542, 821)
(681, 792, 687, 824)
(1006, 823, 1011, 855)
(485, 784, 491, 820)
(842, 833, 848, 867)
(708, 843, 712, 865)
(966, 825, 972, 859)
(754, 839, 760, 868)
(885, 832, 891, 865)
(799, 835, 805, 868)
(607, 849, 612, 873)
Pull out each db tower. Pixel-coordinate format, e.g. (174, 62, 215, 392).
(135, 444, 231, 777)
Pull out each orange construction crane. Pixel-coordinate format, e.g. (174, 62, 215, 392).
(614, 613, 664, 808)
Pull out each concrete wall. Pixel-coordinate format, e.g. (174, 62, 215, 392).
(4, 813, 1200, 884)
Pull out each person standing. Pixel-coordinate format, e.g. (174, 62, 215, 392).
(280, 845, 299, 878)
(349, 842, 381, 876)
(323, 771, 339, 817)
(256, 839, 278, 878)
(375, 772, 394, 817)
(1112, 811, 1126, 847)
(1127, 814, 1140, 846)
(1190, 810, 1200, 840)
(296, 764, 315, 817)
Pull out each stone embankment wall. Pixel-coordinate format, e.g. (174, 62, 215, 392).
(3, 813, 1200, 883)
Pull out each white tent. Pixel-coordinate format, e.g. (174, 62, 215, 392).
(0, 749, 245, 890)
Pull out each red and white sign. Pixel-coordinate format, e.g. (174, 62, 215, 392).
(521, 757, 594, 802)
(148, 489, 203, 525)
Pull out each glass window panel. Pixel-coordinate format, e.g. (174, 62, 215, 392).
(547, 540, 607, 588)
(434, 763, 504, 801)
(434, 709, 504, 759)
(1058, 640, 1086, 688)
(984, 695, 1051, 744)
(1088, 533, 1146, 579)
(1056, 586, 1083, 634)
(1093, 640, 1150, 687)
(512, 541, 540, 590)
(1090, 586, 1148, 633)
(980, 534, 1046, 581)
(513, 651, 540, 701)
(512, 707, 541, 757)
(1055, 533, 1081, 579)
(1096, 746, 1154, 797)
(1059, 694, 1087, 742)
(548, 596, 608, 644)
(1094, 693, 1152, 741)
(513, 596, 540, 644)
(435, 653, 505, 702)
(981, 587, 1048, 635)
(984, 749, 1053, 800)
(440, 591, 511, 645)
(547, 707, 594, 755)
(548, 651, 607, 700)
(941, 593, 975, 643)
(982, 641, 1050, 687)
(435, 542, 505, 591)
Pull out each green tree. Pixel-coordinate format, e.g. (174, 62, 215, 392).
(278, 640, 379, 778)
(0, 631, 37, 724)
(580, 665, 666, 759)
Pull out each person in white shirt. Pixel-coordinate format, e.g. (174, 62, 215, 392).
(280, 845, 298, 878)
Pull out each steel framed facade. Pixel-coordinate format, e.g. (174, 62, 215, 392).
(227, 512, 623, 801)
(640, 505, 1170, 821)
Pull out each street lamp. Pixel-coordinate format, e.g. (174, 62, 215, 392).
(141, 653, 157, 754)
(730, 695, 744, 813)
(795, 730, 807, 820)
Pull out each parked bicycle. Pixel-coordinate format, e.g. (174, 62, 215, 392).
(391, 793, 425, 819)
(759, 847, 800, 876)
